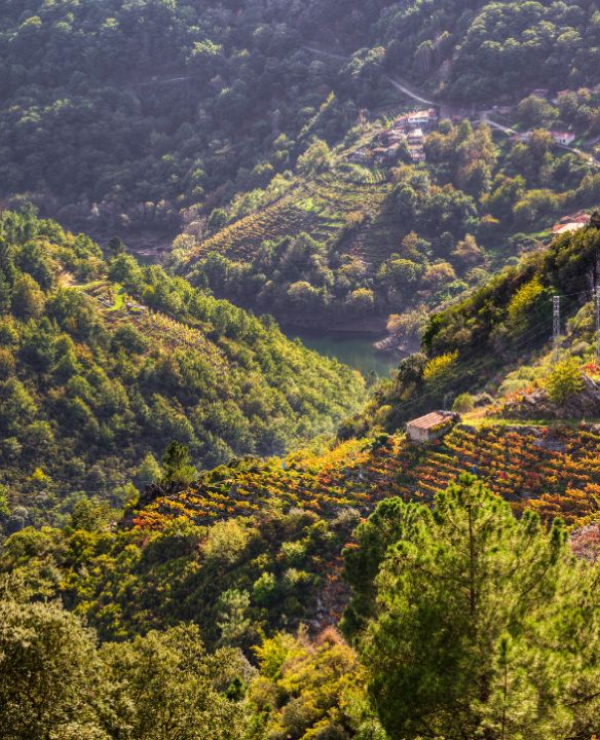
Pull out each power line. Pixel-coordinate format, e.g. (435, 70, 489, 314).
(381, 321, 555, 420)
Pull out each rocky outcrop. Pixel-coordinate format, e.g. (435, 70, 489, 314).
(500, 374, 600, 420)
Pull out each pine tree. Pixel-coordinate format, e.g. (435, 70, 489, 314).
(349, 475, 600, 740)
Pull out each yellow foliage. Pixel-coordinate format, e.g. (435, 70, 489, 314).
(507, 278, 544, 331)
(423, 351, 459, 382)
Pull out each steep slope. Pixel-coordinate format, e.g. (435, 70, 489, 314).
(133, 421, 600, 533)
(349, 218, 600, 434)
(0, 210, 365, 527)
(10, 411, 599, 645)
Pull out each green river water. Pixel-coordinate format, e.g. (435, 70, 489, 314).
(284, 329, 401, 378)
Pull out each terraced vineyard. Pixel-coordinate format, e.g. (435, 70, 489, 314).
(132, 423, 600, 530)
(181, 172, 398, 270)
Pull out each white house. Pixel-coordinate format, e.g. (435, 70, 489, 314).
(550, 131, 576, 146)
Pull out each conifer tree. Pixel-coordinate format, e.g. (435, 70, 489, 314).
(348, 475, 600, 740)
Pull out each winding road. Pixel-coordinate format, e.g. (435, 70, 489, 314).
(304, 46, 435, 107)
(304, 45, 600, 168)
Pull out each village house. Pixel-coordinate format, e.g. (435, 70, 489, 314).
(407, 128, 424, 144)
(550, 131, 576, 146)
(406, 411, 459, 444)
(373, 145, 404, 165)
(380, 128, 407, 147)
(406, 108, 438, 130)
(407, 127, 426, 162)
(409, 146, 426, 163)
(552, 211, 590, 235)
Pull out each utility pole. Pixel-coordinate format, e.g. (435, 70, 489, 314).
(553, 295, 561, 363)
(596, 287, 600, 361)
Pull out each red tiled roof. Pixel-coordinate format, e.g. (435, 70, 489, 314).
(407, 411, 453, 431)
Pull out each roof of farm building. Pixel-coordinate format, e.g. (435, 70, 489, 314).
(407, 411, 456, 430)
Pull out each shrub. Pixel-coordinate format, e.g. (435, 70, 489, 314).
(453, 393, 474, 413)
(547, 357, 584, 405)
(423, 351, 459, 383)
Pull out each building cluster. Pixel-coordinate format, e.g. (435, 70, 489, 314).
(349, 108, 438, 167)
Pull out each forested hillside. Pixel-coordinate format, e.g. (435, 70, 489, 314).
(173, 116, 600, 328)
(7, 3, 600, 739)
(5, 0, 600, 237)
(0, 0, 362, 234)
(348, 216, 600, 434)
(0, 209, 364, 529)
(6, 414, 600, 737)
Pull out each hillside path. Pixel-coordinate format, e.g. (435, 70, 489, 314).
(303, 45, 600, 164)
(303, 45, 435, 106)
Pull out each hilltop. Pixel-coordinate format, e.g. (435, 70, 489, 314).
(172, 104, 600, 333)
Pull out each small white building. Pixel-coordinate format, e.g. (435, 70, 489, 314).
(406, 411, 459, 444)
(407, 108, 438, 129)
(550, 131, 576, 146)
(407, 127, 424, 144)
(409, 146, 426, 163)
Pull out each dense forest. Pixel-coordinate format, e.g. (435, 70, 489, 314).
(5, 1, 600, 738)
(4, 0, 600, 236)
(0, 209, 364, 529)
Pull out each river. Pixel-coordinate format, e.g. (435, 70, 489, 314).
(284, 329, 401, 378)
(126, 244, 402, 378)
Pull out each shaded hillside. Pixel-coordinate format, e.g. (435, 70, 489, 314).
(173, 102, 600, 330)
(0, 210, 365, 527)
(5, 0, 600, 237)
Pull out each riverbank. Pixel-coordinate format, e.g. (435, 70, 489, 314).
(282, 328, 405, 378)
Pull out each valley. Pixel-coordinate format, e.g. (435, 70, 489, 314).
(5, 1, 600, 738)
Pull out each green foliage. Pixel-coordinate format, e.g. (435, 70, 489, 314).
(452, 392, 474, 413)
(297, 138, 333, 176)
(0, 594, 108, 739)
(547, 357, 584, 405)
(0, 505, 359, 646)
(0, 588, 250, 740)
(422, 350, 458, 383)
(250, 629, 384, 740)
(0, 210, 364, 523)
(161, 441, 197, 488)
(0, 0, 359, 231)
(349, 475, 600, 740)
(507, 277, 546, 333)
